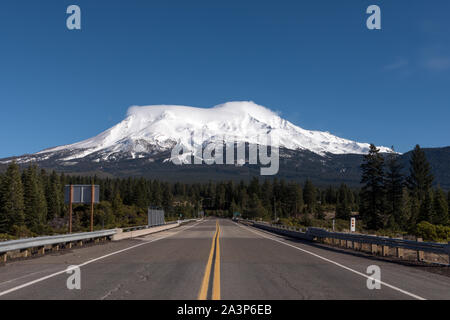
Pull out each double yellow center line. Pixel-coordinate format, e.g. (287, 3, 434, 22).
(198, 220, 221, 300)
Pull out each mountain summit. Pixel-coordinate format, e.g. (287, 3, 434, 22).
(22, 101, 390, 164)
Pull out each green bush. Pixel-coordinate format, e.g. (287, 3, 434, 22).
(0, 233, 18, 241)
(436, 224, 450, 241)
(10, 225, 33, 238)
(414, 221, 450, 242)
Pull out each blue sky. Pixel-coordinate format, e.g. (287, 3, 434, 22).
(0, 0, 449, 158)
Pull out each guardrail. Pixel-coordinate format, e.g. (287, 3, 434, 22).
(251, 221, 313, 241)
(246, 220, 450, 265)
(0, 218, 200, 263)
(120, 219, 199, 233)
(307, 227, 450, 255)
(178, 218, 200, 224)
(0, 229, 118, 262)
(122, 221, 178, 233)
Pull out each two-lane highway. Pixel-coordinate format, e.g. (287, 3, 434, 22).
(0, 218, 449, 300)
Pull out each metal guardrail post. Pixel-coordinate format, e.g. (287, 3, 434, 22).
(37, 246, 45, 255)
(396, 236, 404, 258)
(396, 246, 404, 258)
(21, 249, 30, 258)
(371, 243, 377, 254)
(382, 244, 389, 257)
(416, 238, 424, 261)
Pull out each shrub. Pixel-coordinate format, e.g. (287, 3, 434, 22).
(436, 224, 450, 241)
(0, 233, 17, 241)
(10, 225, 33, 238)
(414, 221, 450, 242)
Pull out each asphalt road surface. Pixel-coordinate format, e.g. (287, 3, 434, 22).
(0, 218, 449, 300)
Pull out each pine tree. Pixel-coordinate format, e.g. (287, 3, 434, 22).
(433, 188, 448, 225)
(288, 183, 303, 217)
(303, 179, 316, 214)
(407, 145, 434, 199)
(111, 190, 123, 213)
(325, 186, 337, 205)
(133, 178, 149, 209)
(261, 179, 273, 214)
(46, 171, 63, 221)
(0, 162, 25, 233)
(22, 165, 47, 231)
(230, 199, 239, 216)
(36, 168, 48, 225)
(246, 193, 267, 219)
(237, 188, 249, 212)
(407, 145, 434, 225)
(248, 177, 261, 198)
(418, 189, 434, 223)
(151, 180, 162, 207)
(0, 173, 3, 205)
(162, 184, 173, 211)
(447, 191, 450, 217)
(336, 184, 352, 220)
(360, 144, 386, 230)
(215, 183, 226, 210)
(385, 150, 405, 229)
(401, 188, 414, 227)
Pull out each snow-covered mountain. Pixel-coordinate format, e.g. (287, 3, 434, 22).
(9, 101, 392, 165)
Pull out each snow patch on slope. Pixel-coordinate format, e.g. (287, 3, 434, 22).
(34, 101, 391, 162)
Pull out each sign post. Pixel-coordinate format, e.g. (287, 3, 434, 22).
(90, 184, 95, 232)
(69, 185, 73, 233)
(65, 185, 100, 233)
(350, 217, 356, 233)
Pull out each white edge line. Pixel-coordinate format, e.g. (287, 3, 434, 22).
(235, 222, 426, 301)
(0, 220, 204, 297)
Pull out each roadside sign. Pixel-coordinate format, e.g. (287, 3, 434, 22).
(64, 185, 99, 204)
(350, 217, 356, 232)
(64, 185, 100, 233)
(148, 208, 165, 227)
